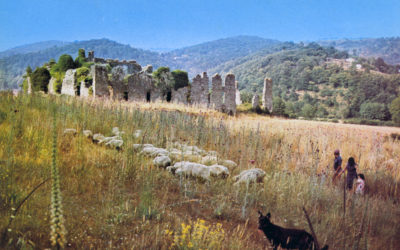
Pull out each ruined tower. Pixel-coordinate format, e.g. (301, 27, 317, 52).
(262, 77, 273, 113)
(92, 65, 110, 98)
(210, 74, 223, 111)
(190, 72, 209, 106)
(224, 73, 236, 115)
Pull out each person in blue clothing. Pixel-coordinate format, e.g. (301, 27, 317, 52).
(332, 149, 342, 184)
(339, 157, 358, 190)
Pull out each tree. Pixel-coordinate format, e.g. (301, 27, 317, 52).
(56, 54, 75, 72)
(171, 70, 189, 90)
(153, 67, 173, 91)
(26, 66, 32, 76)
(301, 103, 316, 119)
(390, 97, 400, 125)
(284, 102, 297, 118)
(31, 67, 51, 92)
(75, 49, 87, 68)
(360, 102, 388, 120)
(272, 97, 286, 116)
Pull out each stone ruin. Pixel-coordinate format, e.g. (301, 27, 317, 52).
(250, 77, 273, 113)
(35, 50, 242, 115)
(262, 77, 273, 113)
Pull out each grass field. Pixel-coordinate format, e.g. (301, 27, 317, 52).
(0, 92, 399, 249)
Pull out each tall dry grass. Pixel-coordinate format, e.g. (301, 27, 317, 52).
(0, 92, 399, 249)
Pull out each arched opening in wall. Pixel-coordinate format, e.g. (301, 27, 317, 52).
(123, 91, 129, 101)
(146, 91, 151, 102)
(166, 91, 172, 102)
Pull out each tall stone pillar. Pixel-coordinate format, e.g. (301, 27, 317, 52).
(92, 65, 110, 98)
(27, 76, 32, 94)
(262, 77, 273, 113)
(252, 94, 259, 109)
(210, 74, 223, 111)
(190, 72, 209, 106)
(224, 73, 236, 115)
(61, 69, 76, 96)
(235, 81, 242, 105)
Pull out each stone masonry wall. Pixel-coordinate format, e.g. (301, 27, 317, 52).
(171, 86, 189, 104)
(252, 94, 259, 109)
(262, 77, 273, 113)
(224, 74, 236, 115)
(61, 69, 76, 96)
(80, 81, 90, 97)
(110, 66, 127, 100)
(48, 77, 56, 94)
(92, 65, 110, 98)
(235, 81, 242, 105)
(190, 72, 209, 106)
(210, 74, 223, 111)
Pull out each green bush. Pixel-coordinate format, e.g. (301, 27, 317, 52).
(31, 67, 51, 92)
(360, 102, 388, 120)
(76, 67, 90, 82)
(54, 54, 75, 72)
(171, 70, 189, 90)
(272, 97, 286, 116)
(389, 97, 400, 125)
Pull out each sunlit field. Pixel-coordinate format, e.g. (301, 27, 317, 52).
(1, 92, 399, 249)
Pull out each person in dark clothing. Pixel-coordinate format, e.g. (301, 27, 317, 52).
(332, 149, 342, 184)
(339, 157, 358, 190)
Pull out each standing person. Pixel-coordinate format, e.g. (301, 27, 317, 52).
(332, 149, 342, 184)
(339, 157, 358, 190)
(355, 174, 366, 195)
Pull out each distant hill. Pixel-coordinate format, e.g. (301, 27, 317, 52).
(166, 36, 281, 75)
(319, 37, 400, 65)
(214, 43, 400, 120)
(0, 40, 70, 59)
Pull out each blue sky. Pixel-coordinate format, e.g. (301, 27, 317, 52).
(0, 0, 399, 51)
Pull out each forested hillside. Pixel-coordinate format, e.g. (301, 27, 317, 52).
(166, 36, 280, 75)
(212, 43, 400, 121)
(319, 37, 400, 65)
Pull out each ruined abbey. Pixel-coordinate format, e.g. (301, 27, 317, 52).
(33, 51, 273, 115)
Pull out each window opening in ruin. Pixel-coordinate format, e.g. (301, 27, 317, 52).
(222, 92, 226, 104)
(75, 84, 81, 96)
(123, 91, 129, 101)
(146, 91, 151, 102)
(166, 91, 172, 102)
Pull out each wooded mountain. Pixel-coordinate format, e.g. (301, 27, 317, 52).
(319, 37, 400, 65)
(0, 40, 70, 59)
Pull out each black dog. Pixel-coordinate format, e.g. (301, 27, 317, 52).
(258, 211, 328, 250)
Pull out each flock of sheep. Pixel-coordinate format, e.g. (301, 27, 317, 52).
(63, 127, 267, 185)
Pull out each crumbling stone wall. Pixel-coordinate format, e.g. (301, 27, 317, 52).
(190, 72, 209, 106)
(262, 77, 273, 113)
(224, 74, 236, 115)
(127, 70, 160, 102)
(210, 74, 223, 111)
(80, 81, 90, 97)
(252, 94, 259, 109)
(235, 81, 242, 105)
(88, 51, 94, 62)
(61, 69, 76, 96)
(27, 76, 32, 94)
(110, 66, 127, 100)
(48, 77, 56, 94)
(56, 50, 242, 114)
(171, 86, 189, 104)
(92, 65, 110, 98)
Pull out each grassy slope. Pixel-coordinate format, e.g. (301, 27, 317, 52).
(0, 93, 400, 249)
